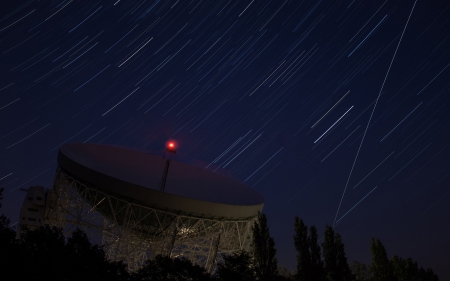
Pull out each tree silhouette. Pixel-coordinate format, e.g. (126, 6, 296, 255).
(133, 254, 211, 281)
(370, 238, 395, 281)
(349, 261, 372, 281)
(0, 188, 22, 280)
(294, 218, 324, 281)
(309, 225, 324, 281)
(216, 250, 254, 281)
(322, 225, 353, 281)
(252, 211, 279, 281)
(294, 217, 310, 281)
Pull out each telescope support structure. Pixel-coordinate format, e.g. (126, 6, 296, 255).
(44, 166, 257, 272)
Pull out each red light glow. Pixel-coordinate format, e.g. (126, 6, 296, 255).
(166, 140, 177, 152)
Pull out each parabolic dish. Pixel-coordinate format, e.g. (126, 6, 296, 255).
(58, 143, 264, 219)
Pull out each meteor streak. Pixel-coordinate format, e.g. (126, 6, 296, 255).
(353, 151, 395, 189)
(314, 106, 353, 144)
(336, 186, 378, 224)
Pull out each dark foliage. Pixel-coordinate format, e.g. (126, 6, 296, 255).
(370, 238, 395, 281)
(252, 212, 279, 281)
(369, 238, 439, 281)
(321, 226, 353, 281)
(349, 261, 372, 281)
(0, 224, 128, 281)
(133, 254, 211, 281)
(216, 250, 254, 281)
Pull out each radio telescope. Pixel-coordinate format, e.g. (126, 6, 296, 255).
(43, 143, 264, 272)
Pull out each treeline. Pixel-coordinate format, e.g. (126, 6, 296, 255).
(0, 188, 439, 280)
(292, 217, 439, 281)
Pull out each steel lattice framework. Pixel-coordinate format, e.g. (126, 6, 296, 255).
(44, 166, 257, 272)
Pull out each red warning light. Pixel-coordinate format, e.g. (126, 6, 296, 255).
(166, 140, 177, 153)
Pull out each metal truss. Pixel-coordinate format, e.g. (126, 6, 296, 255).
(44, 166, 257, 272)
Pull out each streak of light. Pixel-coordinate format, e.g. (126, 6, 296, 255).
(118, 37, 153, 67)
(348, 0, 387, 42)
(11, 48, 50, 71)
(53, 36, 89, 61)
(269, 50, 305, 87)
(239, 0, 254, 17)
(10, 167, 53, 193)
(2, 0, 33, 21)
(421, 189, 450, 216)
(0, 173, 13, 181)
(416, 62, 450, 95)
(352, 151, 395, 189)
(245, 147, 283, 181)
(348, 15, 387, 57)
(243, 34, 278, 71)
(222, 134, 262, 169)
(336, 186, 378, 224)
(437, 171, 450, 184)
(395, 119, 438, 159)
(388, 143, 431, 182)
(158, 39, 191, 71)
(259, 0, 288, 31)
(287, 168, 328, 204)
(0, 9, 35, 32)
(22, 48, 59, 71)
(74, 64, 110, 92)
(83, 127, 106, 143)
(3, 31, 39, 54)
(321, 125, 360, 162)
(292, 0, 322, 32)
(380, 102, 422, 142)
(0, 83, 14, 92)
(314, 106, 353, 143)
(6, 124, 50, 149)
(333, 0, 417, 226)
(63, 42, 99, 68)
(255, 103, 289, 135)
(312, 90, 350, 128)
(98, 118, 133, 143)
(145, 84, 180, 113)
(0, 117, 38, 140)
(69, 6, 102, 33)
(190, 100, 227, 132)
(249, 61, 286, 96)
(0, 98, 20, 110)
(45, 0, 72, 21)
(154, 23, 188, 54)
(206, 133, 249, 168)
(104, 25, 139, 53)
(163, 85, 198, 115)
(50, 124, 92, 151)
(103, 87, 139, 116)
(405, 142, 450, 182)
(253, 161, 282, 187)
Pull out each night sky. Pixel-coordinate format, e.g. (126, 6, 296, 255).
(1, 0, 450, 278)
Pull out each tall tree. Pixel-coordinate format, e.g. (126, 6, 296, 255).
(309, 225, 324, 281)
(322, 226, 338, 280)
(294, 217, 311, 281)
(370, 238, 395, 281)
(322, 225, 353, 281)
(252, 211, 278, 281)
(335, 233, 353, 281)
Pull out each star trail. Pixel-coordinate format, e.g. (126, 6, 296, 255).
(1, 0, 449, 278)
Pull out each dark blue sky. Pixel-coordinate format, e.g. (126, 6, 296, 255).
(1, 0, 449, 278)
